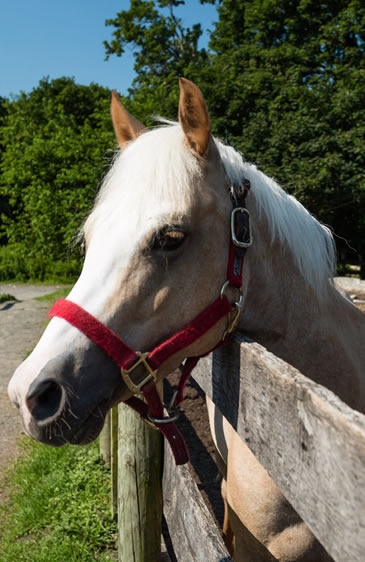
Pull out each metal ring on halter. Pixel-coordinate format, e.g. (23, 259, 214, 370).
(220, 280, 244, 307)
(143, 418, 161, 431)
(147, 407, 180, 425)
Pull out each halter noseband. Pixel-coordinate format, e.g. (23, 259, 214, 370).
(49, 180, 252, 465)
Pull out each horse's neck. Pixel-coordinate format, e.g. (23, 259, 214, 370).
(238, 213, 365, 414)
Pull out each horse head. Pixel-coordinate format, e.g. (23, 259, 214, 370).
(8, 79, 238, 447)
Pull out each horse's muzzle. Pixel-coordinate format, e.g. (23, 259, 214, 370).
(9, 346, 121, 448)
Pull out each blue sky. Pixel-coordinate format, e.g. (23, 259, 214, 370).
(1, 0, 217, 99)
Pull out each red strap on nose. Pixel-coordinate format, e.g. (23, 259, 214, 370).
(49, 296, 231, 372)
(49, 295, 231, 465)
(49, 298, 139, 369)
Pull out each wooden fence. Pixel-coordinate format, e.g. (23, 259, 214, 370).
(100, 335, 365, 561)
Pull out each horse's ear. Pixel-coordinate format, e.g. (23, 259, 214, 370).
(178, 78, 211, 156)
(110, 90, 145, 148)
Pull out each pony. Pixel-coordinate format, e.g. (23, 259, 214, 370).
(8, 78, 365, 561)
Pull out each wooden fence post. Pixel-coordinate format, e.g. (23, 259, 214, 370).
(111, 406, 118, 518)
(99, 409, 111, 467)
(117, 402, 163, 562)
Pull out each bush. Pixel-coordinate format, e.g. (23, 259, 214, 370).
(0, 245, 81, 282)
(0, 77, 115, 282)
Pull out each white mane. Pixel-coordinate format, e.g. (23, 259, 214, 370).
(87, 123, 336, 292)
(217, 140, 336, 291)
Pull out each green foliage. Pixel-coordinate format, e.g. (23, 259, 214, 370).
(105, 0, 365, 274)
(0, 1, 364, 280)
(0, 293, 17, 303)
(0, 77, 115, 281)
(0, 245, 81, 282)
(0, 438, 117, 561)
(104, 0, 211, 122)
(104, 0, 209, 82)
(35, 286, 71, 303)
(204, 0, 365, 269)
(0, 96, 9, 243)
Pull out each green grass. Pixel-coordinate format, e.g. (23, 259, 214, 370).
(35, 287, 71, 303)
(0, 438, 117, 561)
(1, 283, 117, 560)
(0, 294, 18, 303)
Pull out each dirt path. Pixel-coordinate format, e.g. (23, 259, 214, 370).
(0, 284, 67, 478)
(334, 277, 365, 312)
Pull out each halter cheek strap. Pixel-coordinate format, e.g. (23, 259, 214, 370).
(48, 181, 252, 465)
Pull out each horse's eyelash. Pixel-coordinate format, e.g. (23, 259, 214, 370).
(148, 227, 186, 252)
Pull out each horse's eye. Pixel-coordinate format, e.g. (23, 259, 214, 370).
(151, 230, 186, 252)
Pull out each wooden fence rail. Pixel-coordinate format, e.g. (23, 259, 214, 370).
(101, 335, 365, 561)
(163, 441, 231, 561)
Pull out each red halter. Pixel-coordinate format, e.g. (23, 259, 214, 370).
(49, 183, 252, 465)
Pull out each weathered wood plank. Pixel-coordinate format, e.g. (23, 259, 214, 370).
(110, 406, 118, 518)
(163, 441, 232, 562)
(99, 409, 111, 466)
(193, 336, 365, 562)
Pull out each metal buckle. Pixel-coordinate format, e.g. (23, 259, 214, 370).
(121, 352, 157, 395)
(231, 207, 253, 248)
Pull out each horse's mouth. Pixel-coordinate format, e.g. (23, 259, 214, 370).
(67, 387, 131, 445)
(67, 400, 109, 445)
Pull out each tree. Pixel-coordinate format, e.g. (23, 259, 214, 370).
(104, 0, 211, 122)
(0, 78, 115, 280)
(2, 1, 362, 280)
(205, 0, 365, 275)
(105, 0, 365, 276)
(0, 97, 10, 244)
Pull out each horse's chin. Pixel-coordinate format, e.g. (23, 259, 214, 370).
(67, 399, 112, 445)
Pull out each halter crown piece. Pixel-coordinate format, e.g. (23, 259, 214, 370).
(49, 180, 252, 465)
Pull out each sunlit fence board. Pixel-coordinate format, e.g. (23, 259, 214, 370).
(163, 442, 232, 562)
(192, 336, 365, 562)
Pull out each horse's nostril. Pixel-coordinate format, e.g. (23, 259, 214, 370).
(26, 379, 64, 422)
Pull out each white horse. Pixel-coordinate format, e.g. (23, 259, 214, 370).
(8, 78, 365, 561)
